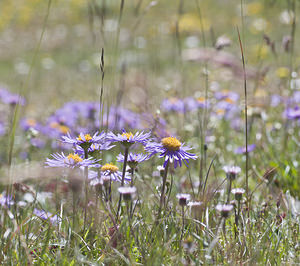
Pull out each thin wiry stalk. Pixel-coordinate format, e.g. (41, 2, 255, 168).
(157, 161, 170, 223)
(165, 172, 173, 209)
(237, 27, 249, 212)
(195, 0, 209, 193)
(134, 0, 143, 15)
(83, 149, 89, 232)
(289, 0, 296, 72)
(180, 205, 185, 241)
(115, 0, 125, 52)
(114, 63, 126, 129)
(240, 0, 245, 46)
(175, 0, 184, 57)
(117, 147, 129, 221)
(202, 154, 216, 197)
(87, 2, 96, 43)
(130, 168, 135, 187)
(226, 178, 232, 204)
(131, 1, 157, 33)
(90, 0, 106, 45)
(99, 48, 105, 132)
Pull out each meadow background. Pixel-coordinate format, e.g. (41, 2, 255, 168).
(0, 0, 299, 264)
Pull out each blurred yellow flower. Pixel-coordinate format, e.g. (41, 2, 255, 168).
(276, 67, 290, 79)
(178, 13, 210, 33)
(254, 89, 267, 98)
(17, 6, 33, 25)
(70, 0, 86, 8)
(246, 2, 263, 16)
(251, 44, 269, 62)
(0, 3, 14, 30)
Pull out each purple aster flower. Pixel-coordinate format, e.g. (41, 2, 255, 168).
(30, 138, 46, 148)
(88, 170, 98, 180)
(45, 152, 100, 168)
(41, 121, 70, 139)
(184, 97, 210, 111)
(0, 193, 14, 207)
(88, 170, 104, 187)
(292, 91, 300, 103)
(183, 97, 197, 111)
(215, 99, 239, 112)
(270, 94, 282, 107)
(161, 97, 185, 113)
(33, 208, 60, 225)
(20, 118, 42, 132)
(101, 105, 142, 130)
(284, 106, 300, 120)
(117, 152, 149, 169)
(145, 136, 197, 168)
(0, 88, 26, 106)
(106, 129, 151, 148)
(100, 163, 131, 183)
(47, 108, 77, 130)
(62, 131, 105, 150)
(214, 90, 239, 102)
(234, 144, 256, 154)
(223, 166, 241, 180)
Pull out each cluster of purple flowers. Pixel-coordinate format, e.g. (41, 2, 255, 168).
(46, 132, 104, 169)
(19, 101, 168, 155)
(161, 96, 210, 113)
(45, 129, 197, 188)
(160, 90, 243, 130)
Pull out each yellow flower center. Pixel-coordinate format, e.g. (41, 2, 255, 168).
(225, 98, 234, 104)
(197, 97, 205, 103)
(221, 89, 229, 94)
(50, 122, 59, 129)
(169, 97, 179, 104)
(161, 137, 181, 151)
(27, 119, 36, 127)
(49, 122, 69, 134)
(77, 134, 92, 142)
(121, 132, 133, 140)
(101, 163, 119, 173)
(216, 109, 225, 115)
(67, 153, 83, 163)
(59, 125, 69, 134)
(276, 67, 290, 79)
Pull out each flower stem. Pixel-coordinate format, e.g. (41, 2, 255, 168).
(83, 149, 89, 232)
(130, 168, 135, 187)
(116, 147, 129, 222)
(235, 199, 241, 239)
(180, 205, 185, 241)
(226, 177, 232, 204)
(157, 161, 170, 223)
